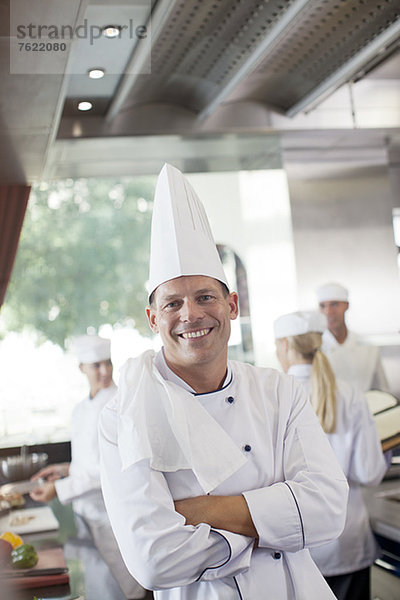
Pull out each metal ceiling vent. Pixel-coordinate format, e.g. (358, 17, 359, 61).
(113, 0, 300, 113)
(110, 0, 400, 120)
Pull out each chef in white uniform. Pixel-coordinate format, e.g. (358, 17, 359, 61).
(316, 282, 389, 392)
(99, 163, 349, 600)
(274, 311, 387, 600)
(30, 335, 146, 600)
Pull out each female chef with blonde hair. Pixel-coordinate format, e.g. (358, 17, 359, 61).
(273, 310, 388, 600)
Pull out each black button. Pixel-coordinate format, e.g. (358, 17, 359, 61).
(226, 396, 234, 404)
(243, 444, 252, 452)
(273, 552, 281, 560)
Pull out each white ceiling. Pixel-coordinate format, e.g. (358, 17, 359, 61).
(1, 0, 400, 184)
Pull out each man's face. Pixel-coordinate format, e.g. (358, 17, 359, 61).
(146, 275, 239, 372)
(318, 300, 348, 331)
(80, 359, 113, 396)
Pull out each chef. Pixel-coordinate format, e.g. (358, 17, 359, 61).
(99, 163, 349, 600)
(316, 282, 389, 392)
(30, 335, 146, 600)
(273, 310, 387, 600)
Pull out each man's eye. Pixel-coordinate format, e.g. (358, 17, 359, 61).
(165, 301, 178, 308)
(199, 295, 212, 301)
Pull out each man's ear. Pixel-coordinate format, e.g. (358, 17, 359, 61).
(344, 301, 349, 313)
(228, 292, 239, 320)
(146, 306, 159, 333)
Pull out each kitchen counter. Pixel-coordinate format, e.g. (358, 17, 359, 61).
(363, 474, 400, 543)
(3, 497, 153, 600)
(364, 472, 400, 599)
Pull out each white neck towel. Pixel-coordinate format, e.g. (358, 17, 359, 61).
(116, 350, 247, 494)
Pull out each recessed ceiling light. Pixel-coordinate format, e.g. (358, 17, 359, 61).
(102, 25, 121, 38)
(88, 68, 105, 79)
(78, 101, 93, 111)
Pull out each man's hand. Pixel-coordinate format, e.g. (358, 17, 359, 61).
(174, 494, 258, 538)
(29, 481, 57, 503)
(31, 463, 70, 482)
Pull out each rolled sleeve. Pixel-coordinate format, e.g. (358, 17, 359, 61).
(243, 482, 304, 551)
(54, 470, 100, 505)
(198, 529, 253, 581)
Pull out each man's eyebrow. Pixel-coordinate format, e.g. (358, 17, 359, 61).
(160, 288, 217, 302)
(196, 288, 217, 295)
(161, 294, 181, 302)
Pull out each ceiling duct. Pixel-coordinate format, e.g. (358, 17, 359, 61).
(106, 0, 400, 122)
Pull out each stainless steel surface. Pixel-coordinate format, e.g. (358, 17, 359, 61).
(364, 478, 400, 543)
(0, 453, 48, 483)
(0, 567, 69, 579)
(1, 0, 400, 183)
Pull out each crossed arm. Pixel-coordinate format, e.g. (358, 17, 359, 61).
(174, 494, 258, 538)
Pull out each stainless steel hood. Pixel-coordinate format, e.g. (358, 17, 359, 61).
(1, 0, 400, 183)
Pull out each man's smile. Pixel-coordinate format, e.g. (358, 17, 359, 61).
(178, 328, 212, 339)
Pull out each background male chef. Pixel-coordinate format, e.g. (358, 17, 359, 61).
(99, 163, 349, 600)
(30, 334, 146, 600)
(316, 282, 389, 392)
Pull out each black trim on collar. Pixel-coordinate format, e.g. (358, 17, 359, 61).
(193, 371, 233, 396)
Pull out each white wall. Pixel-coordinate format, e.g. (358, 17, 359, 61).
(184, 162, 400, 372)
(286, 165, 400, 336)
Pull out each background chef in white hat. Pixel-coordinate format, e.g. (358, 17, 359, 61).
(30, 334, 146, 600)
(274, 310, 387, 600)
(316, 282, 389, 392)
(99, 163, 348, 600)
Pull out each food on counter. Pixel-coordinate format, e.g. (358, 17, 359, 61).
(0, 532, 39, 570)
(0, 491, 25, 507)
(0, 530, 24, 549)
(9, 513, 35, 526)
(10, 543, 38, 569)
(0, 538, 13, 565)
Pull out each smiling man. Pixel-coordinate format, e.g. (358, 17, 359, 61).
(146, 276, 238, 393)
(99, 164, 349, 600)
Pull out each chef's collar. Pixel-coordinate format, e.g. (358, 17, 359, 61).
(287, 363, 313, 378)
(154, 347, 232, 395)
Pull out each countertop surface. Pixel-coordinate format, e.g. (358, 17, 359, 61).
(363, 472, 400, 543)
(3, 497, 154, 600)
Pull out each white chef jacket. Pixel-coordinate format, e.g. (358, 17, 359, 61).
(322, 330, 389, 392)
(99, 350, 349, 600)
(56, 383, 117, 521)
(287, 364, 387, 576)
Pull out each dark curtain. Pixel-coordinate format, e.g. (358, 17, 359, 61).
(0, 185, 30, 307)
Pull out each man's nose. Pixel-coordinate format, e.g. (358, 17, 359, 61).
(180, 299, 204, 322)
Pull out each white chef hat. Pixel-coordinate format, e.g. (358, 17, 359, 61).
(73, 335, 111, 364)
(274, 311, 327, 339)
(316, 282, 349, 303)
(148, 163, 228, 297)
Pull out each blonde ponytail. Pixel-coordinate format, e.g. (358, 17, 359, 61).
(288, 332, 337, 433)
